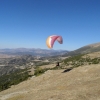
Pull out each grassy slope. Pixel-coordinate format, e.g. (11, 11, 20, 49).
(0, 64, 100, 100)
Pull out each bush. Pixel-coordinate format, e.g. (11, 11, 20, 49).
(0, 69, 32, 92)
(34, 68, 48, 76)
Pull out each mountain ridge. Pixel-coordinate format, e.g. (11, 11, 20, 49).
(0, 48, 68, 57)
(63, 42, 100, 56)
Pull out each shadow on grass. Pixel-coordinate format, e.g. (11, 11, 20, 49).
(62, 68, 72, 73)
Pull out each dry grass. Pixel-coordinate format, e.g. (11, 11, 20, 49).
(39, 64, 56, 69)
(85, 51, 100, 58)
(0, 64, 100, 100)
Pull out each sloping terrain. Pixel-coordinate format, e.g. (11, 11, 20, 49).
(0, 64, 100, 100)
(63, 42, 100, 56)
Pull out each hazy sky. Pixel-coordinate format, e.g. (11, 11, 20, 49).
(0, 0, 100, 50)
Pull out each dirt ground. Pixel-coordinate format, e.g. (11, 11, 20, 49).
(0, 64, 100, 100)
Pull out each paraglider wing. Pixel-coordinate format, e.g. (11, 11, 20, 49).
(46, 35, 63, 48)
(56, 36, 63, 44)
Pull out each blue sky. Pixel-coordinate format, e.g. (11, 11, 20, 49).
(0, 0, 100, 50)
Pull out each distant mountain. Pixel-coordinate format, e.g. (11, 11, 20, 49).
(0, 48, 68, 57)
(63, 42, 100, 56)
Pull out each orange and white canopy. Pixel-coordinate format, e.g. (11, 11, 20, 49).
(46, 35, 63, 49)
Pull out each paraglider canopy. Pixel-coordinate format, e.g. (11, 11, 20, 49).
(46, 35, 63, 49)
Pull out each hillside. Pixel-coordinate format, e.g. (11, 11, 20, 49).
(63, 42, 100, 56)
(0, 45, 100, 100)
(0, 64, 100, 100)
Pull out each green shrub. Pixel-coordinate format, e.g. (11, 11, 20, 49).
(34, 68, 48, 76)
(0, 69, 32, 92)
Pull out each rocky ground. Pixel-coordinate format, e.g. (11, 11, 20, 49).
(0, 64, 100, 100)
